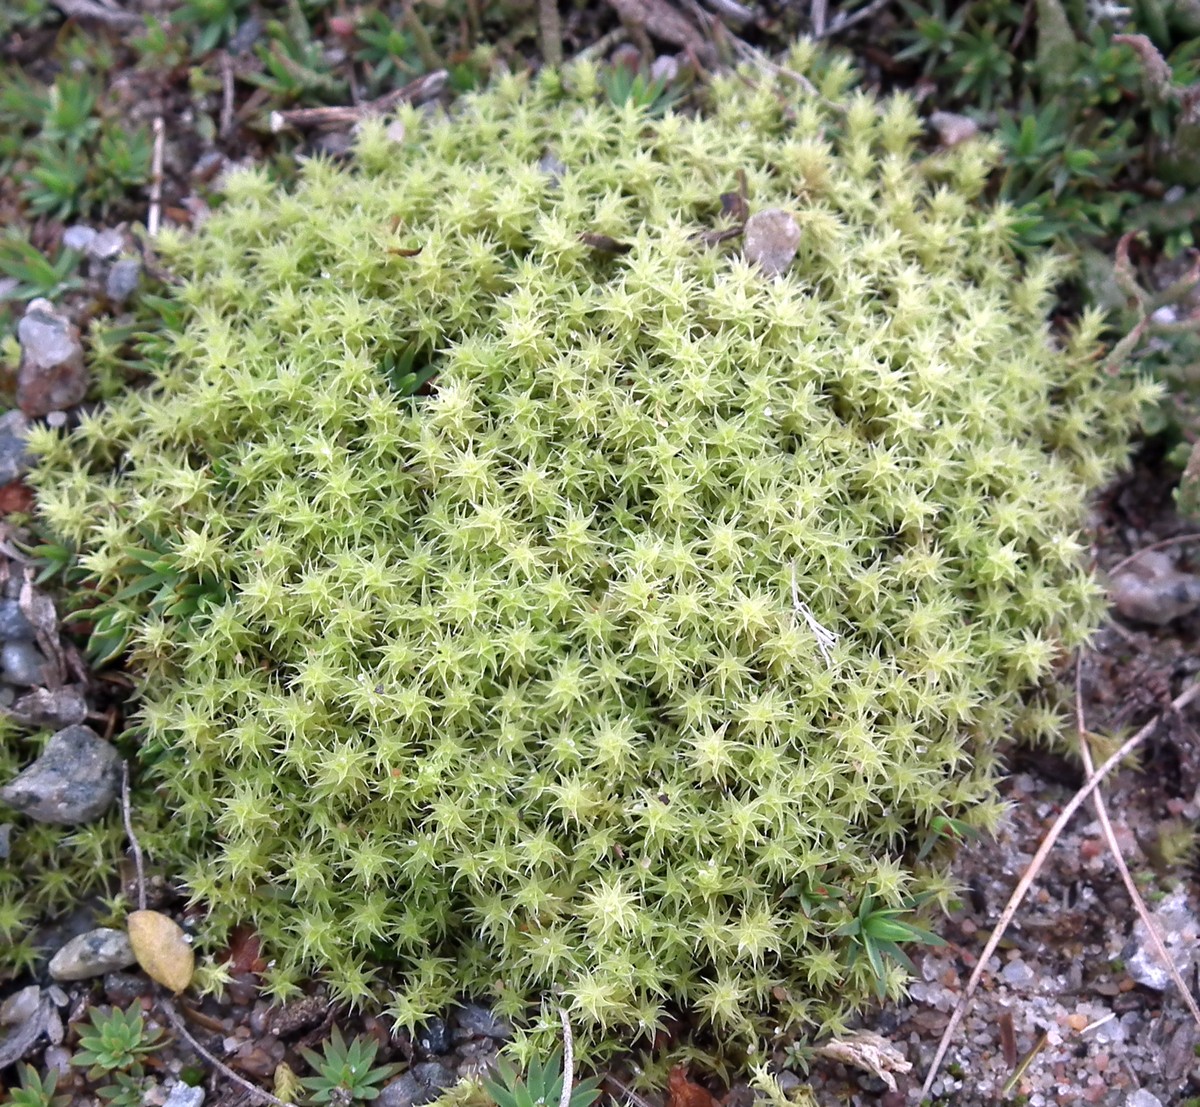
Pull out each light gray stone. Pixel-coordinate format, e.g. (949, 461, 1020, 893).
(5, 685, 89, 729)
(163, 1082, 206, 1107)
(63, 225, 97, 253)
(1, 639, 48, 686)
(16, 299, 87, 417)
(0, 724, 122, 824)
(0, 411, 31, 486)
(88, 228, 125, 260)
(49, 928, 136, 981)
(1110, 551, 1200, 625)
(743, 209, 801, 277)
(1123, 886, 1200, 991)
(105, 258, 142, 303)
(0, 598, 35, 641)
(1125, 1092, 1164, 1107)
(0, 985, 40, 1026)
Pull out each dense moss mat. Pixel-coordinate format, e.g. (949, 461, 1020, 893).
(28, 44, 1153, 1057)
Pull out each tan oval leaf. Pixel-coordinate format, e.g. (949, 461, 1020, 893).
(127, 910, 194, 993)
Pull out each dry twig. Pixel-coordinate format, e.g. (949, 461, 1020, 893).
(920, 676, 1200, 1097)
(1108, 533, 1200, 579)
(50, 0, 139, 27)
(270, 70, 448, 132)
(557, 1008, 575, 1107)
(147, 117, 165, 238)
(818, 0, 894, 38)
(540, 0, 564, 67)
(1074, 657, 1200, 1027)
(120, 762, 146, 911)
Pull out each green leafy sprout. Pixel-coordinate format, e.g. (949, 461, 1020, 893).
(8, 1064, 70, 1107)
(483, 1049, 601, 1107)
(298, 1026, 402, 1104)
(71, 1004, 167, 1080)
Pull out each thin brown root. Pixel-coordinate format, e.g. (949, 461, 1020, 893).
(920, 676, 1200, 1097)
(270, 69, 448, 132)
(1108, 533, 1200, 579)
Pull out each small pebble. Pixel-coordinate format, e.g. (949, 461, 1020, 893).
(1109, 551, 1200, 625)
(929, 111, 979, 147)
(62, 225, 98, 253)
(451, 1002, 512, 1042)
(0, 411, 31, 486)
(49, 928, 137, 980)
(7, 685, 89, 729)
(0, 597, 34, 640)
(162, 1082, 206, 1107)
(88, 228, 125, 260)
(105, 258, 142, 303)
(1066, 1012, 1089, 1032)
(1, 639, 48, 685)
(16, 299, 88, 417)
(1126, 1092, 1164, 1107)
(105, 971, 153, 1006)
(0, 985, 41, 1025)
(0, 823, 9, 860)
(0, 723, 123, 824)
(1000, 958, 1034, 987)
(743, 209, 802, 277)
(415, 1016, 449, 1056)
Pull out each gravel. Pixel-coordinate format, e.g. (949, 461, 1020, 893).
(48, 928, 137, 981)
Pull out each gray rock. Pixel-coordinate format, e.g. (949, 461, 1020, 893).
(0, 411, 31, 486)
(88, 228, 125, 261)
(379, 1073, 427, 1107)
(415, 1016, 449, 1056)
(1125, 1093, 1164, 1107)
(63, 225, 97, 253)
(0, 822, 9, 859)
(451, 1003, 511, 1042)
(412, 1062, 456, 1091)
(163, 1082, 206, 1107)
(104, 971, 152, 1007)
(49, 927, 136, 980)
(929, 111, 979, 148)
(1, 639, 48, 686)
(5, 685, 88, 729)
(0, 992, 49, 1068)
(0, 724, 122, 824)
(743, 209, 801, 277)
(378, 1067, 456, 1107)
(0, 598, 35, 641)
(16, 299, 88, 417)
(0, 985, 41, 1026)
(1110, 551, 1200, 624)
(1123, 886, 1200, 990)
(1000, 958, 1033, 987)
(105, 259, 142, 303)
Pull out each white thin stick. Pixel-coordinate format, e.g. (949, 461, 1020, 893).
(147, 116, 165, 238)
(120, 761, 146, 911)
(920, 676, 1200, 1098)
(820, 0, 893, 37)
(558, 1008, 574, 1107)
(811, 0, 827, 36)
(791, 562, 838, 667)
(1074, 659, 1200, 1027)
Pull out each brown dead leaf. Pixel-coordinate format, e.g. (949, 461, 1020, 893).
(813, 1031, 912, 1093)
(128, 910, 195, 993)
(0, 481, 34, 515)
(667, 1067, 716, 1107)
(580, 233, 633, 255)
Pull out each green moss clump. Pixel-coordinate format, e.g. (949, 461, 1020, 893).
(29, 44, 1152, 1055)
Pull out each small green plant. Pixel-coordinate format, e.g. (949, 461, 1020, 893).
(599, 65, 681, 115)
(483, 1049, 601, 1107)
(7, 1064, 70, 1107)
(835, 896, 948, 997)
(71, 1005, 166, 1079)
(176, 0, 251, 55)
(298, 1026, 402, 1104)
(0, 236, 82, 302)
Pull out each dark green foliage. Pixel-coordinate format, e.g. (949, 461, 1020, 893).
(298, 1026, 403, 1104)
